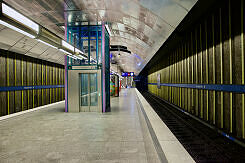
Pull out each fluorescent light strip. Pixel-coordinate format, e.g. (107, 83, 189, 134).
(2, 3, 39, 33)
(59, 49, 72, 55)
(68, 55, 78, 60)
(62, 40, 74, 51)
(0, 20, 35, 38)
(78, 54, 86, 59)
(75, 48, 84, 54)
(37, 39, 57, 49)
(105, 24, 112, 36)
(59, 49, 79, 60)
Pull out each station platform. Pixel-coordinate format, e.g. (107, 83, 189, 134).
(0, 89, 194, 163)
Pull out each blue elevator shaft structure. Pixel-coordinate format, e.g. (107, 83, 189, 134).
(64, 23, 111, 112)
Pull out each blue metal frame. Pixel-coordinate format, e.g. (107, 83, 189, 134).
(0, 85, 64, 92)
(148, 83, 245, 94)
(67, 25, 102, 66)
(66, 23, 109, 112)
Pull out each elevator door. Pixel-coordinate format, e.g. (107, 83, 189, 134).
(80, 72, 99, 112)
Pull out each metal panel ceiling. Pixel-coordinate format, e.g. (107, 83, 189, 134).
(3, 0, 197, 74)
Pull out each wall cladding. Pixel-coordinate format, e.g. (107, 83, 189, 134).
(0, 49, 65, 117)
(148, 0, 245, 139)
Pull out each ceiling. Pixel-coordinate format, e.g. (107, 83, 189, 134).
(0, 24, 65, 65)
(3, 0, 197, 74)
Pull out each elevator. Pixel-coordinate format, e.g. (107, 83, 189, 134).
(79, 70, 101, 112)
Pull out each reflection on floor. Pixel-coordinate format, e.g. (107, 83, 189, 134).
(0, 89, 160, 163)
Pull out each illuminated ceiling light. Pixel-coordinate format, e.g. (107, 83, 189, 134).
(68, 54, 78, 60)
(77, 54, 86, 59)
(105, 24, 112, 36)
(75, 48, 84, 54)
(0, 20, 35, 38)
(2, 3, 39, 33)
(68, 14, 72, 23)
(90, 57, 97, 63)
(62, 40, 74, 51)
(37, 39, 58, 49)
(59, 49, 72, 55)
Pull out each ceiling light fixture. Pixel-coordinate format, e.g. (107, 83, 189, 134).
(77, 54, 86, 59)
(37, 39, 58, 49)
(0, 20, 35, 38)
(2, 3, 39, 33)
(105, 24, 112, 36)
(68, 54, 78, 60)
(75, 48, 84, 54)
(59, 49, 72, 55)
(62, 40, 74, 51)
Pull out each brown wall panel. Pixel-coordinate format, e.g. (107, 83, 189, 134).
(0, 92, 7, 116)
(0, 52, 7, 116)
(233, 0, 243, 138)
(15, 91, 22, 113)
(23, 91, 28, 111)
(0, 50, 6, 87)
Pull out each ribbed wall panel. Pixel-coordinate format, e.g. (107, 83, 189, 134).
(0, 49, 65, 117)
(148, 0, 245, 139)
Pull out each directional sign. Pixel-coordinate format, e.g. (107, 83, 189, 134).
(122, 72, 134, 77)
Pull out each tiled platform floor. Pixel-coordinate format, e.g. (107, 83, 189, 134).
(0, 89, 161, 163)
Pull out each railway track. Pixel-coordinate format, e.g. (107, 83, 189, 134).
(141, 91, 245, 162)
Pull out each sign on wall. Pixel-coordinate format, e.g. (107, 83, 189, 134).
(122, 72, 134, 77)
(157, 73, 161, 89)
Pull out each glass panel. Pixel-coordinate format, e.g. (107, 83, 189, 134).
(81, 73, 89, 106)
(90, 73, 98, 106)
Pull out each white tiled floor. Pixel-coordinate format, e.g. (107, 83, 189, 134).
(0, 89, 160, 163)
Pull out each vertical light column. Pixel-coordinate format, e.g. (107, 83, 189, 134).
(229, 0, 233, 132)
(169, 55, 172, 102)
(7, 52, 10, 114)
(27, 61, 29, 109)
(200, 24, 203, 119)
(185, 43, 188, 111)
(56, 67, 58, 101)
(241, 0, 245, 138)
(46, 64, 48, 103)
(205, 20, 209, 121)
(21, 57, 24, 111)
(32, 60, 34, 108)
(212, 15, 216, 125)
(53, 66, 55, 102)
(180, 47, 182, 107)
(15, 54, 17, 111)
(182, 45, 184, 109)
(191, 32, 194, 112)
(42, 63, 43, 105)
(37, 63, 39, 106)
(177, 50, 179, 106)
(50, 65, 52, 104)
(188, 41, 190, 112)
(220, 8, 224, 128)
(195, 29, 198, 116)
(175, 51, 177, 105)
(171, 55, 173, 103)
